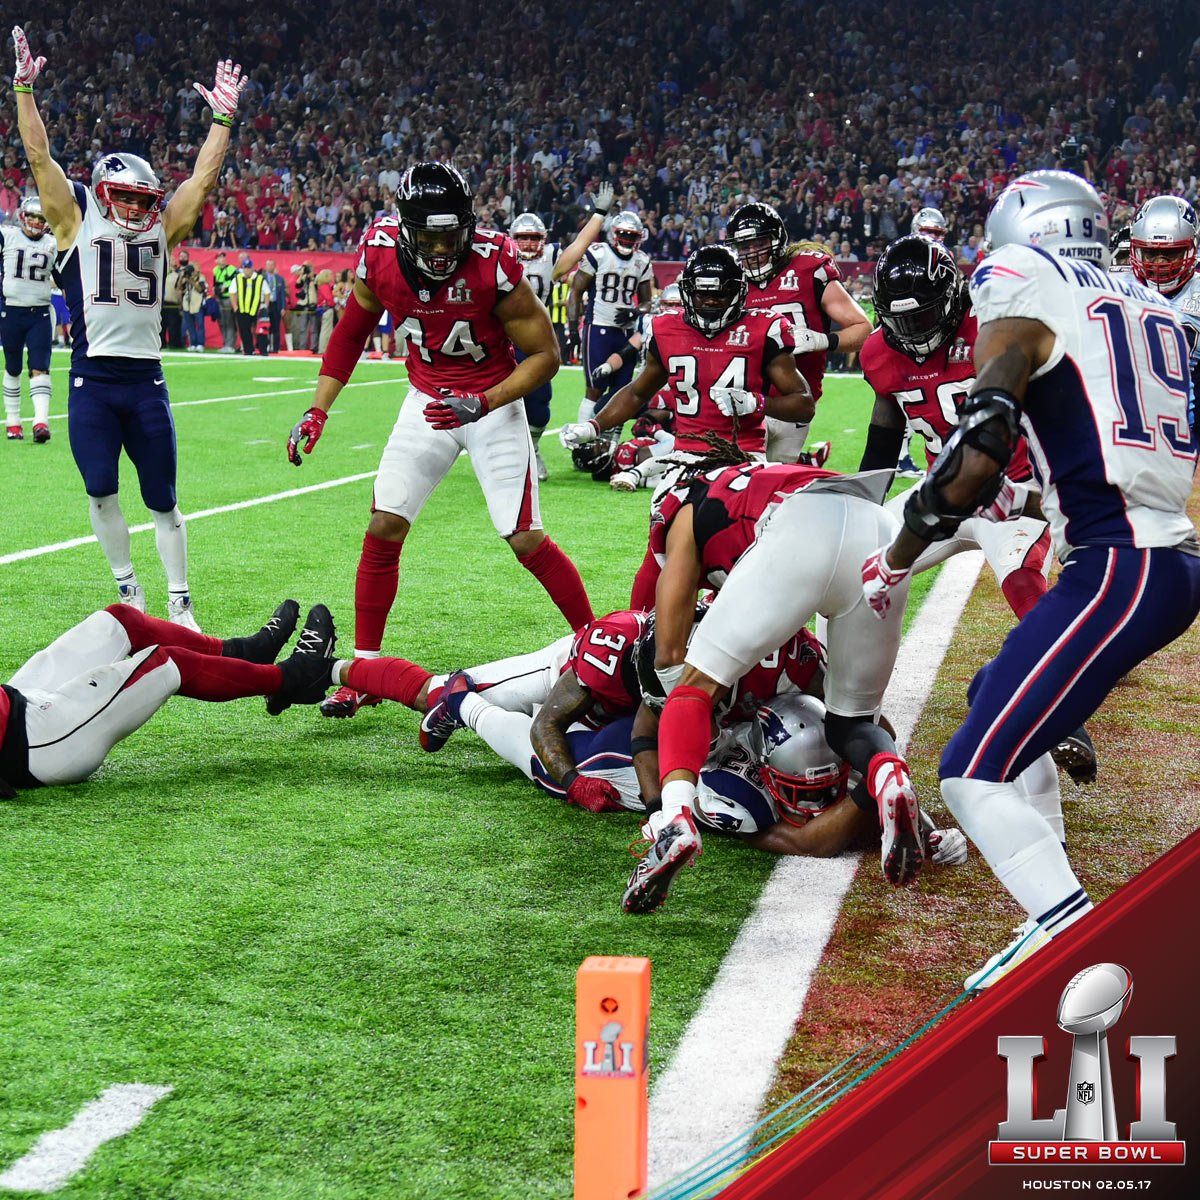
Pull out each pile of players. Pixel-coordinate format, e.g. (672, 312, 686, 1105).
(4, 15, 1198, 988)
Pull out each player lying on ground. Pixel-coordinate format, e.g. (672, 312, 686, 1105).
(860, 170, 1200, 990)
(0, 603, 335, 795)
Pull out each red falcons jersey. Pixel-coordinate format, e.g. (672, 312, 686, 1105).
(647, 308, 796, 454)
(564, 610, 649, 726)
(745, 250, 841, 401)
(859, 310, 1033, 480)
(721, 628, 825, 725)
(355, 218, 523, 395)
(650, 462, 838, 588)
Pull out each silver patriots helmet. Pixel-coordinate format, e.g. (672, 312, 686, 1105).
(18, 194, 47, 239)
(913, 206, 948, 241)
(91, 152, 165, 237)
(748, 694, 849, 826)
(1129, 195, 1198, 296)
(984, 170, 1110, 269)
(510, 211, 547, 260)
(609, 210, 644, 258)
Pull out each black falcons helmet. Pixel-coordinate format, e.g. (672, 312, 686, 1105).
(395, 162, 476, 281)
(571, 429, 621, 480)
(873, 235, 968, 359)
(633, 600, 711, 708)
(726, 201, 788, 283)
(678, 245, 748, 336)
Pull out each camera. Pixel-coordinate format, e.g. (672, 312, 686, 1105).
(1060, 136, 1085, 173)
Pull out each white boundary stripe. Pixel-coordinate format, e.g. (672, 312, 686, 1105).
(0, 1084, 172, 1194)
(0, 472, 378, 565)
(647, 550, 986, 1186)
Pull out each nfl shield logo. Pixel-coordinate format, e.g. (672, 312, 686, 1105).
(419, 288, 431, 302)
(1077, 1081, 1095, 1105)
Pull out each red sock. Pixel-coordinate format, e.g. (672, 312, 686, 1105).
(346, 656, 432, 710)
(106, 604, 224, 656)
(1001, 566, 1048, 620)
(355, 533, 404, 652)
(629, 544, 660, 612)
(518, 537, 593, 631)
(128, 645, 283, 701)
(658, 685, 715, 782)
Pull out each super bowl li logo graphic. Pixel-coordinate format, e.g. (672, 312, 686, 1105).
(989, 963, 1186, 1165)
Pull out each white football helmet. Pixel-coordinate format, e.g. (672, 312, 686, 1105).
(1129, 195, 1198, 296)
(913, 206, 948, 241)
(510, 211, 547, 260)
(92, 152, 165, 237)
(661, 282, 682, 308)
(748, 694, 849, 825)
(984, 170, 1110, 268)
(610, 211, 644, 258)
(18, 195, 47, 240)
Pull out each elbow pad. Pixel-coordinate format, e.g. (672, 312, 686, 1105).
(318, 293, 380, 383)
(903, 389, 1021, 541)
(859, 421, 906, 473)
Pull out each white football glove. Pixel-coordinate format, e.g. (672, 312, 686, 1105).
(927, 826, 969, 866)
(11, 25, 45, 88)
(593, 182, 615, 216)
(194, 58, 247, 120)
(861, 545, 911, 619)
(791, 328, 831, 354)
(591, 361, 614, 384)
(559, 420, 599, 449)
(976, 477, 1030, 523)
(710, 386, 760, 418)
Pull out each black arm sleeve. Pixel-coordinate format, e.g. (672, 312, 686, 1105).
(859, 421, 906, 473)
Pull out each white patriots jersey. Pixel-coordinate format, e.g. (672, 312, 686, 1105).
(580, 243, 653, 328)
(0, 224, 56, 307)
(1165, 269, 1200, 387)
(970, 244, 1198, 560)
(520, 243, 561, 303)
(54, 183, 166, 373)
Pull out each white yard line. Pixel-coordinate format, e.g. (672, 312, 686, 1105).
(0, 472, 378, 565)
(0, 1084, 172, 1194)
(646, 550, 985, 1187)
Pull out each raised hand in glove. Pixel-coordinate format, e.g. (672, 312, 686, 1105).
(11, 25, 45, 88)
(287, 407, 328, 465)
(423, 388, 490, 429)
(194, 58, 247, 121)
(593, 182, 615, 216)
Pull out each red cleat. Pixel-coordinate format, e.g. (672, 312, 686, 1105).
(319, 685, 382, 719)
(6, 425, 23, 440)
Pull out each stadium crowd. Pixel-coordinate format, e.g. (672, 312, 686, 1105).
(0, 0, 1197, 269)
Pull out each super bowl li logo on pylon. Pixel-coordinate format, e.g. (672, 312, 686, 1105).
(989, 963, 1186, 1165)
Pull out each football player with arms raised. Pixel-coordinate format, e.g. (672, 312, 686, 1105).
(12, 27, 246, 631)
(861, 172, 1200, 988)
(726, 202, 872, 461)
(286, 163, 593, 718)
(1, 195, 54, 442)
(509, 183, 614, 479)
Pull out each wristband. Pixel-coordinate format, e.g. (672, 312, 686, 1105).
(13, 84, 32, 94)
(560, 768, 580, 789)
(826, 331, 840, 353)
(211, 113, 233, 128)
(630, 736, 658, 757)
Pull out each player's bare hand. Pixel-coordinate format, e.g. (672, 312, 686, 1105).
(559, 420, 599, 449)
(710, 386, 761, 418)
(565, 775, 625, 813)
(861, 545, 911, 619)
(194, 58, 247, 120)
(12, 26, 45, 88)
(423, 388, 490, 429)
(287, 407, 327, 465)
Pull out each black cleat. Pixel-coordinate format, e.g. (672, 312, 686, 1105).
(32, 423, 50, 444)
(266, 604, 337, 715)
(223, 599, 301, 664)
(1052, 726, 1098, 784)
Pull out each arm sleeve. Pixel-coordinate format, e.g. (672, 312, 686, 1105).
(317, 292, 379, 384)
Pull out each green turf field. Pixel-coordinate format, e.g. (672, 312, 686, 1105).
(0, 354, 937, 1198)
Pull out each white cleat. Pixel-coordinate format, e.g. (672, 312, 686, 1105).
(609, 468, 642, 492)
(167, 594, 202, 632)
(869, 753, 923, 886)
(622, 809, 702, 914)
(118, 582, 147, 613)
(965, 918, 1053, 991)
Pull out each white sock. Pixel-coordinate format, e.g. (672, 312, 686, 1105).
(899, 429, 912, 460)
(3, 372, 20, 425)
(30, 374, 51, 425)
(942, 776, 1089, 930)
(577, 398, 597, 422)
(88, 494, 135, 579)
(529, 426, 544, 448)
(458, 693, 536, 779)
(151, 507, 189, 594)
(1015, 753, 1065, 845)
(659, 778, 697, 825)
(332, 659, 352, 686)
(352, 648, 381, 660)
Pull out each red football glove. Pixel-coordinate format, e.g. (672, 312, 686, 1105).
(861, 545, 911, 619)
(11, 26, 45, 89)
(288, 407, 328, 466)
(565, 775, 625, 814)
(423, 388, 490, 429)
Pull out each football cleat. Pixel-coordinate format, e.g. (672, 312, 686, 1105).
(167, 594, 201, 633)
(32, 423, 50, 444)
(896, 455, 923, 478)
(117, 582, 146, 612)
(622, 809, 702, 915)
(419, 670, 476, 752)
(6, 424, 23, 440)
(319, 684, 382, 718)
(222, 599, 300, 664)
(797, 440, 832, 469)
(535, 450, 548, 482)
(267, 604, 337, 715)
(1051, 726, 1098, 784)
(869, 753, 923, 885)
(965, 918, 1053, 992)
(609, 468, 643, 492)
